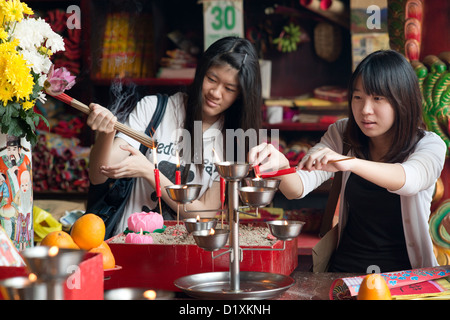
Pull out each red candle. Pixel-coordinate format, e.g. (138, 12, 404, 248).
(154, 168, 161, 197)
(176, 170, 181, 185)
(220, 177, 226, 205)
(253, 165, 260, 178)
(153, 148, 161, 197)
(259, 167, 297, 179)
(175, 151, 181, 185)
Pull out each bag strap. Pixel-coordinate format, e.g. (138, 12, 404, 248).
(319, 142, 351, 237)
(139, 93, 168, 154)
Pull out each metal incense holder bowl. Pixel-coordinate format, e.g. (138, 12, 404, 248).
(184, 218, 218, 233)
(242, 177, 281, 189)
(214, 162, 251, 181)
(266, 220, 305, 241)
(104, 288, 174, 300)
(192, 229, 229, 251)
(0, 276, 33, 300)
(21, 246, 85, 281)
(165, 184, 202, 204)
(238, 186, 277, 208)
(0, 276, 48, 300)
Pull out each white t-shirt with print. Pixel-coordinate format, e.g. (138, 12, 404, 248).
(113, 92, 224, 235)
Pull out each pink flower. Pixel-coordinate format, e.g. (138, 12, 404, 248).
(125, 233, 154, 244)
(44, 65, 76, 95)
(320, 0, 332, 10)
(127, 211, 164, 233)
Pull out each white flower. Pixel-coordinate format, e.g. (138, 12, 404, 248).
(10, 17, 64, 78)
(11, 17, 65, 56)
(37, 91, 47, 104)
(20, 49, 52, 75)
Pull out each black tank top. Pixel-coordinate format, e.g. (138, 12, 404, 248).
(329, 173, 411, 273)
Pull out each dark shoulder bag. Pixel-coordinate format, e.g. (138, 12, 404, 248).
(86, 94, 168, 239)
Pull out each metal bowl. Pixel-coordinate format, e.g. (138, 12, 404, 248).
(174, 271, 295, 300)
(266, 220, 305, 241)
(165, 184, 202, 204)
(238, 186, 277, 208)
(214, 162, 250, 181)
(192, 229, 229, 251)
(242, 177, 281, 189)
(21, 247, 85, 281)
(0, 277, 33, 300)
(183, 218, 218, 233)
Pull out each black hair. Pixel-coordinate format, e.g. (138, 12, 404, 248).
(345, 50, 425, 163)
(183, 36, 262, 175)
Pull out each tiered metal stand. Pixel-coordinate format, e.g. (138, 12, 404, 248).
(166, 162, 304, 300)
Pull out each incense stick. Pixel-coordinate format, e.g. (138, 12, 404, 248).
(51, 92, 156, 149)
(328, 157, 355, 163)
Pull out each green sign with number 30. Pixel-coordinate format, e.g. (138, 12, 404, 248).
(204, 0, 243, 49)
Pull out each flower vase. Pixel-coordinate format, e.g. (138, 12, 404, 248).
(0, 133, 33, 250)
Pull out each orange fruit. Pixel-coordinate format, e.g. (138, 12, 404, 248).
(70, 213, 105, 250)
(40, 231, 79, 249)
(89, 241, 115, 269)
(357, 274, 392, 300)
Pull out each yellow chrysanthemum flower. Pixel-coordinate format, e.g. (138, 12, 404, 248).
(21, 99, 35, 111)
(0, 27, 8, 41)
(20, 1, 33, 15)
(0, 79, 14, 105)
(1, 0, 24, 23)
(7, 56, 34, 98)
(0, 38, 18, 52)
(0, 42, 34, 105)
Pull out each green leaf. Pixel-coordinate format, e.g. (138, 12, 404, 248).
(36, 112, 50, 128)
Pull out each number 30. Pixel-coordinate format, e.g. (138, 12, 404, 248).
(211, 5, 236, 30)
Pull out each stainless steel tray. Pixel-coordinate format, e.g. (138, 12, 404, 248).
(174, 271, 294, 300)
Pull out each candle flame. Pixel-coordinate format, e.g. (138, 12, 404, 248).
(209, 228, 215, 235)
(140, 228, 143, 236)
(196, 215, 200, 222)
(28, 273, 37, 282)
(48, 246, 59, 257)
(176, 150, 180, 168)
(143, 290, 157, 300)
(283, 220, 288, 225)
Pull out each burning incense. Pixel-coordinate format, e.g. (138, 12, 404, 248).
(48, 92, 156, 149)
